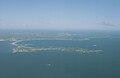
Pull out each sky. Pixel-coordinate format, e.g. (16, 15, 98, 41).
(0, 0, 120, 30)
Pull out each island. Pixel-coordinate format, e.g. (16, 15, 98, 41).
(12, 45, 102, 53)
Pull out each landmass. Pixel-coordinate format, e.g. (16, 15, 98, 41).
(12, 45, 102, 53)
(1, 30, 119, 54)
(1, 30, 119, 42)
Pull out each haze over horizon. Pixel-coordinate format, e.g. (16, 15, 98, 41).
(0, 0, 120, 30)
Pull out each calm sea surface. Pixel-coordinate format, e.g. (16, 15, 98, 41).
(0, 38, 120, 78)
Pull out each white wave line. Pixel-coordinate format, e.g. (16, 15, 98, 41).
(11, 40, 23, 46)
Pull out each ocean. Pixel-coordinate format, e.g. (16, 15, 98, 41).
(0, 38, 120, 78)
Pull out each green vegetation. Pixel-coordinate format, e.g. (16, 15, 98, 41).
(13, 45, 102, 53)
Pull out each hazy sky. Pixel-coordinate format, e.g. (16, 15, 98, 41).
(0, 0, 120, 30)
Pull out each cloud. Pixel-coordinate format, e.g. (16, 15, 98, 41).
(97, 22, 117, 27)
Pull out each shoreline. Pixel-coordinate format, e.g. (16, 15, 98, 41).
(11, 40, 24, 46)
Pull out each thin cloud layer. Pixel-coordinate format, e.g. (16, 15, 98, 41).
(98, 22, 116, 27)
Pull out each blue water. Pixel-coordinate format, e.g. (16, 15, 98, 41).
(0, 38, 120, 78)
